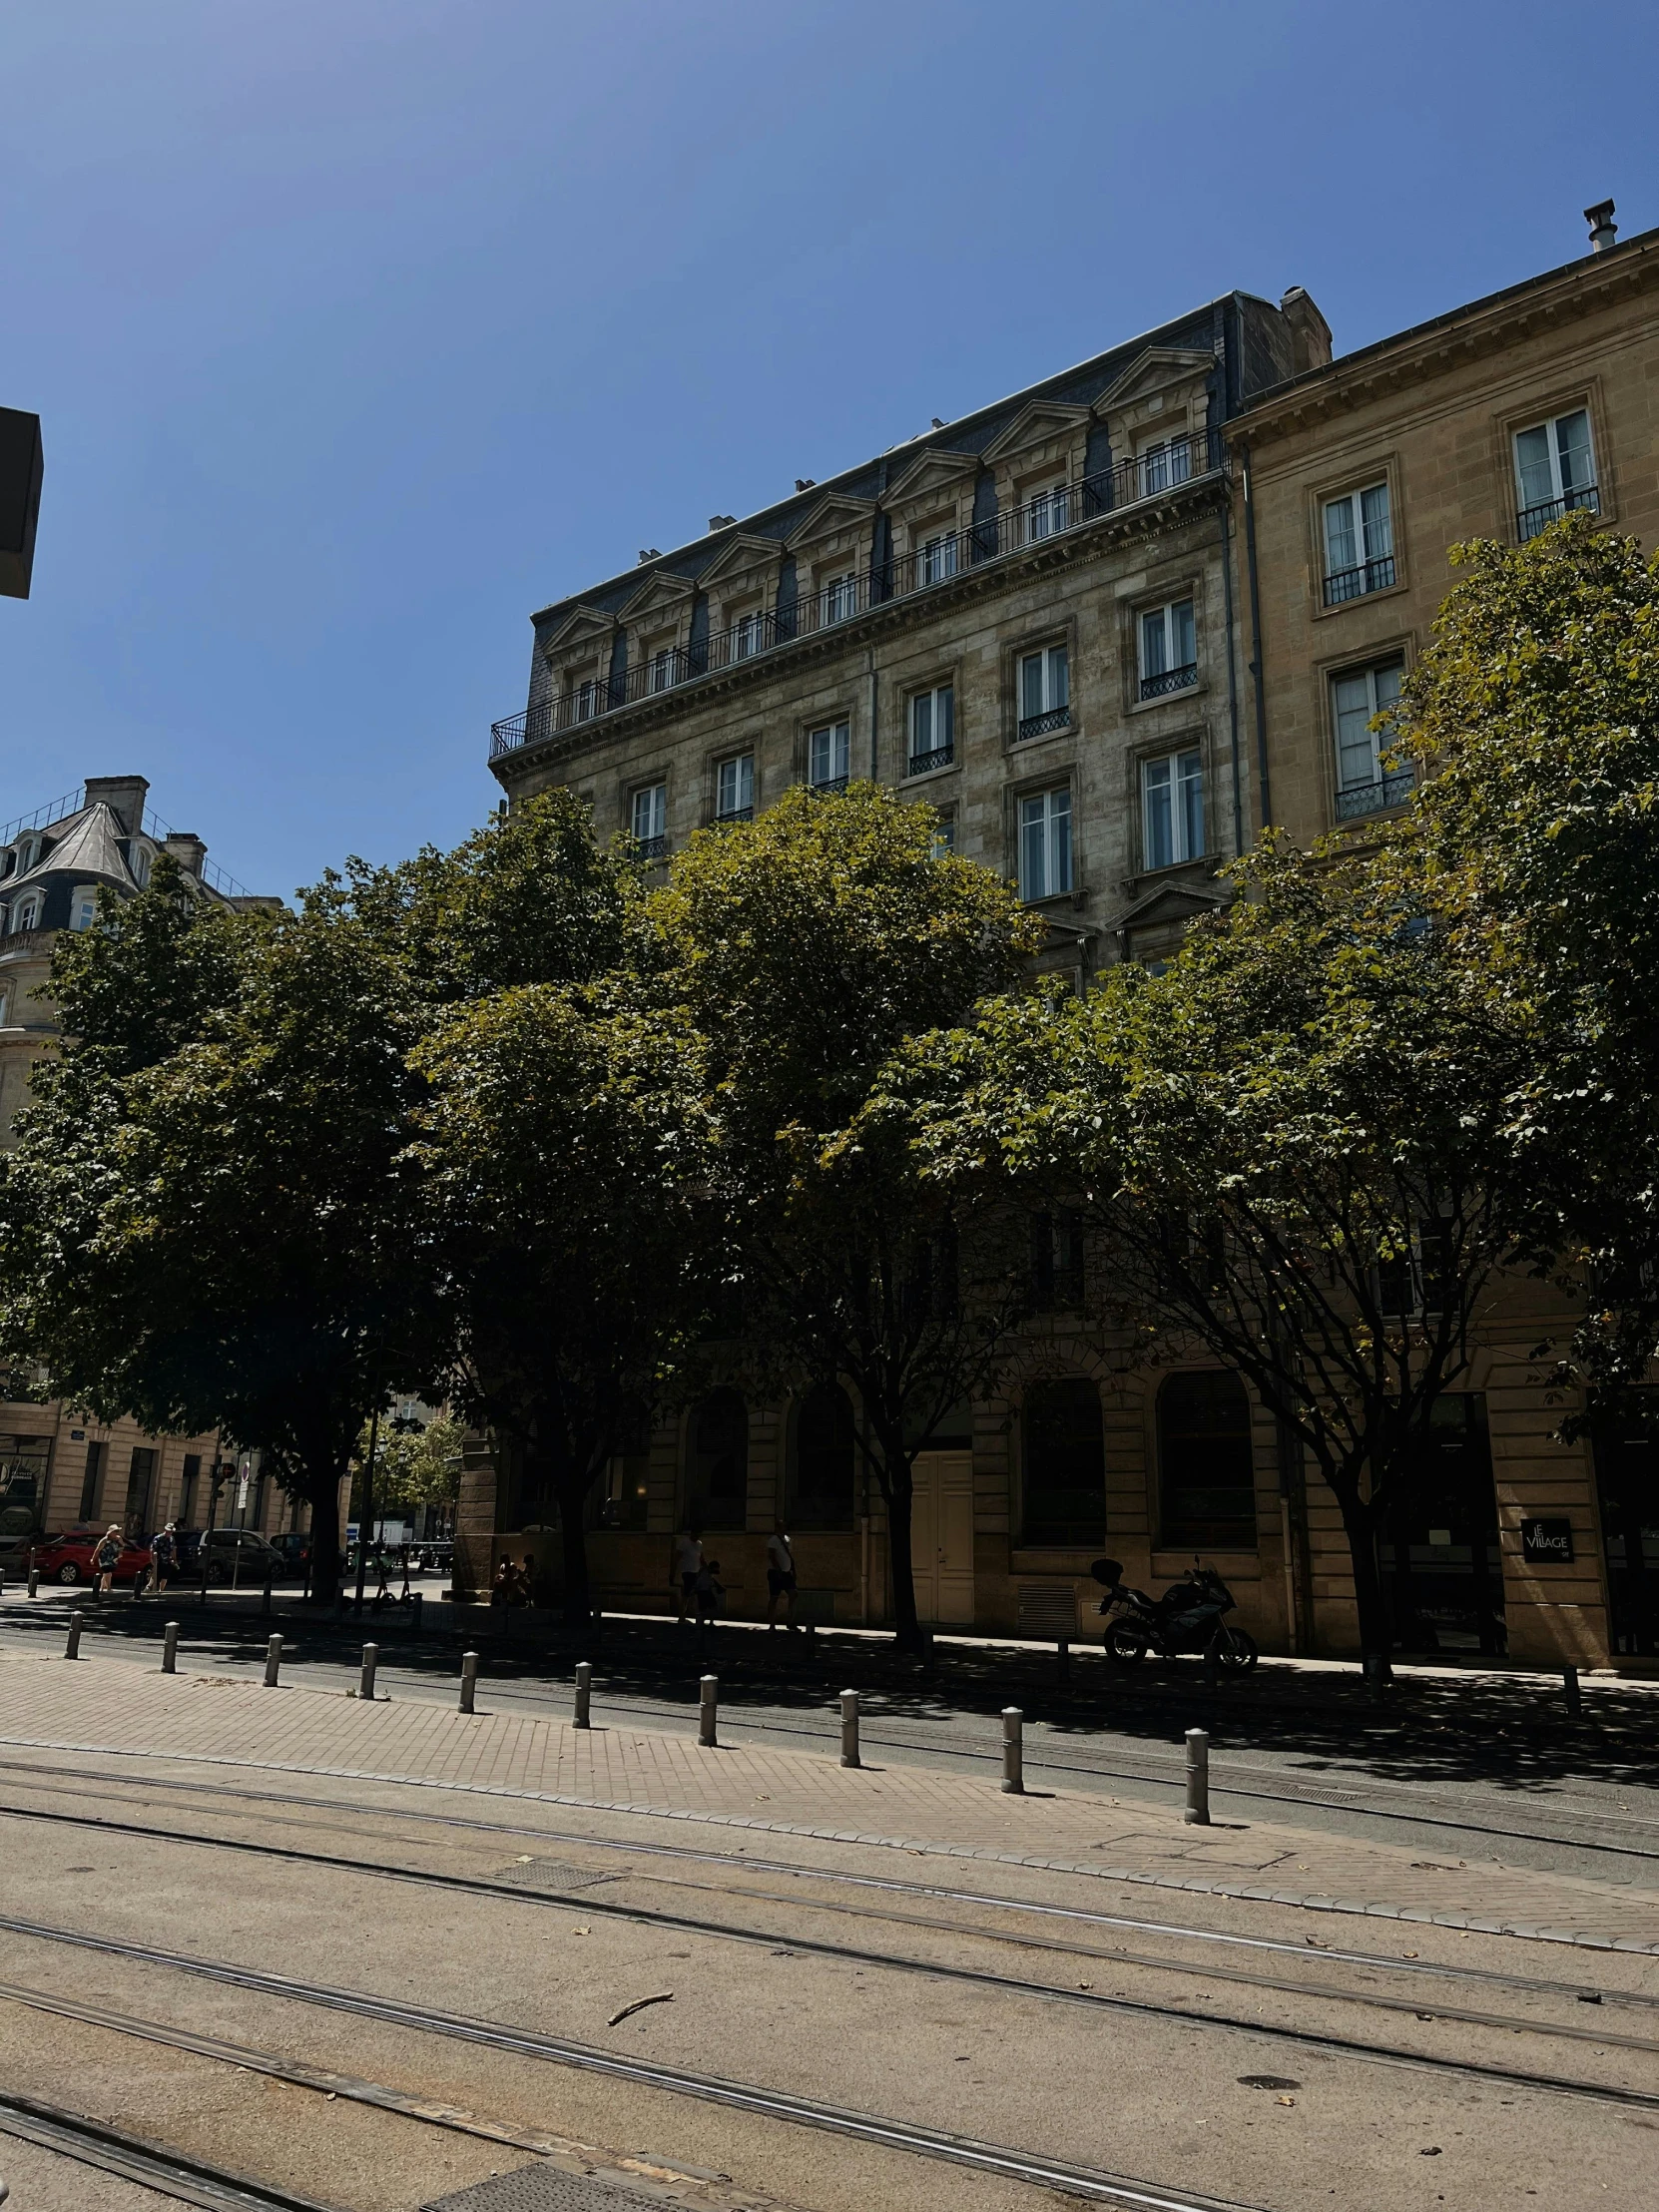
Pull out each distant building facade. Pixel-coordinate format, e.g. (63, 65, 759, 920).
(0, 774, 289, 1549)
(462, 210, 1659, 1671)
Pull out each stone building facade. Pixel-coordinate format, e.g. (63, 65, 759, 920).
(0, 775, 291, 1552)
(465, 208, 1659, 1671)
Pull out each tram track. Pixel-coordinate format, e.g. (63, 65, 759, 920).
(0, 2086, 341, 2212)
(3, 1801, 1656, 2106)
(6, 1752, 1657, 2015)
(0, 1930, 1277, 2212)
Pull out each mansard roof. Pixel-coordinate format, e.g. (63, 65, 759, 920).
(6, 804, 138, 894)
(527, 288, 1296, 640)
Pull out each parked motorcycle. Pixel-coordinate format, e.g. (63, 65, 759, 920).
(1089, 1557, 1258, 1672)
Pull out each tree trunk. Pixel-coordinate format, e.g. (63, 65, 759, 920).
(1334, 1483, 1393, 1683)
(304, 1462, 344, 1604)
(556, 1468, 592, 1633)
(885, 1461, 923, 1651)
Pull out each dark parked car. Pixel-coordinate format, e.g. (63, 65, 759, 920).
(188, 1527, 285, 1585)
(269, 1531, 311, 1580)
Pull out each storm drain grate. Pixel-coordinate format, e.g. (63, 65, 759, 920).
(423, 2165, 674, 2211)
(489, 1858, 617, 1896)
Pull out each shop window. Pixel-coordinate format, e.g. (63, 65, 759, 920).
(1021, 1379, 1105, 1546)
(1157, 1371, 1256, 1549)
(794, 1382, 854, 1529)
(687, 1387, 747, 1531)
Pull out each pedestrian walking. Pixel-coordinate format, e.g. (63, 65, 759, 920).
(92, 1525, 123, 1598)
(672, 1524, 704, 1627)
(766, 1520, 798, 1632)
(145, 1522, 178, 1598)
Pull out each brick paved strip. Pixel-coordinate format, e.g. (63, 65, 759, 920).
(3, 1650, 1657, 1955)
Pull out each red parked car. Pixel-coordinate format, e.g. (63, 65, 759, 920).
(32, 1526, 153, 1586)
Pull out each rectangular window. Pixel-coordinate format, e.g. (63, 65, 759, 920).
(1019, 786, 1072, 900)
(931, 812, 956, 856)
(824, 573, 857, 624)
(649, 647, 679, 693)
(809, 720, 850, 792)
(1016, 644, 1070, 740)
(125, 1445, 157, 1532)
(1138, 599, 1197, 699)
(78, 1440, 106, 1523)
(631, 782, 668, 856)
(918, 531, 958, 585)
(1023, 482, 1071, 542)
(572, 676, 598, 722)
(908, 684, 955, 773)
(1141, 749, 1205, 870)
(733, 611, 765, 661)
(716, 753, 755, 822)
(1139, 437, 1193, 496)
(1514, 408, 1598, 540)
(71, 886, 98, 930)
(1332, 659, 1407, 819)
(1323, 481, 1395, 604)
(179, 1453, 201, 1530)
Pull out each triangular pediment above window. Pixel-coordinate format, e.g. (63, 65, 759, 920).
(617, 569, 699, 623)
(979, 402, 1091, 465)
(882, 448, 980, 508)
(1117, 878, 1228, 935)
(695, 533, 785, 592)
(1093, 348, 1217, 416)
(542, 602, 620, 653)
(785, 493, 878, 553)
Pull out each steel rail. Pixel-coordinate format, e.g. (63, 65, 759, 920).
(0, 2087, 341, 2212)
(6, 1752, 1656, 2010)
(0, 1925, 1269, 2212)
(3, 1815, 1656, 2104)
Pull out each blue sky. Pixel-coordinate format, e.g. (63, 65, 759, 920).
(5, 1, 1655, 897)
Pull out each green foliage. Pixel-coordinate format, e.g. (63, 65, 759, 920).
(350, 1412, 463, 1522)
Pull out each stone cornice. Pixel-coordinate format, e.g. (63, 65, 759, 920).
(1233, 232, 1659, 448)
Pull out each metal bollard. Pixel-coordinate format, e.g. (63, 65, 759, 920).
(1001, 1706, 1024, 1795)
(360, 1642, 378, 1702)
(459, 1650, 478, 1714)
(699, 1673, 718, 1748)
(27, 1568, 38, 1598)
(65, 1610, 84, 1660)
(1057, 1637, 1070, 1684)
(1185, 1726, 1211, 1825)
(839, 1688, 860, 1768)
(1562, 1664, 1582, 1721)
(574, 1660, 592, 1729)
(264, 1634, 282, 1687)
(410, 1591, 423, 1633)
(162, 1621, 179, 1675)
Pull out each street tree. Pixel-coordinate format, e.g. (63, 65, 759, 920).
(409, 982, 719, 1626)
(1390, 514, 1659, 1398)
(903, 835, 1534, 1674)
(653, 783, 1045, 1648)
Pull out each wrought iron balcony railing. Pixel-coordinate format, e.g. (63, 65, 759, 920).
(633, 833, 670, 861)
(714, 805, 754, 826)
(1323, 553, 1396, 606)
(810, 775, 849, 797)
(1015, 706, 1070, 743)
(906, 743, 955, 776)
(1138, 662, 1197, 702)
(1517, 483, 1599, 543)
(1336, 767, 1414, 822)
(491, 428, 1228, 758)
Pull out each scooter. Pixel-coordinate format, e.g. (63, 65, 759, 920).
(1089, 1557, 1259, 1672)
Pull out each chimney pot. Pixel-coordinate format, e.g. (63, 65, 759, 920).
(1585, 199, 1617, 253)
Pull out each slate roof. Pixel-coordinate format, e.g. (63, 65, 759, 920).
(5, 804, 139, 893)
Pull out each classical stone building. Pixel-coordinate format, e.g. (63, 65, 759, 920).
(465, 206, 1659, 1669)
(0, 775, 288, 1550)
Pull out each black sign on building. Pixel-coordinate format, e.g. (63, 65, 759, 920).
(1521, 1517, 1575, 1563)
(0, 406, 44, 600)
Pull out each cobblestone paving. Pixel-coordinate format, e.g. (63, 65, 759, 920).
(4, 1643, 1658, 1953)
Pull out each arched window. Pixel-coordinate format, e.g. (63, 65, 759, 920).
(1021, 1379, 1105, 1546)
(11, 895, 40, 934)
(687, 1387, 748, 1531)
(793, 1382, 854, 1529)
(1157, 1371, 1257, 1549)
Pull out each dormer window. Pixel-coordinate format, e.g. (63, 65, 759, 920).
(571, 674, 600, 722)
(71, 884, 99, 931)
(1022, 482, 1070, 543)
(649, 646, 680, 693)
(918, 530, 958, 586)
(1139, 437, 1193, 496)
(824, 573, 857, 625)
(733, 610, 766, 662)
(11, 894, 41, 933)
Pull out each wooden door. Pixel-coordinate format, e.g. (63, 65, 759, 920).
(909, 1450, 975, 1625)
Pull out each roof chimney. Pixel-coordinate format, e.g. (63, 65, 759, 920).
(1585, 199, 1617, 253)
(1279, 287, 1334, 374)
(82, 775, 150, 838)
(163, 831, 208, 880)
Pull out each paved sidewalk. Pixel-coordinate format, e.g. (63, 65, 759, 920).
(4, 1642, 1658, 1954)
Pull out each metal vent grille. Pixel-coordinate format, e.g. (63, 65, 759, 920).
(423, 2166, 671, 2211)
(489, 1858, 616, 1895)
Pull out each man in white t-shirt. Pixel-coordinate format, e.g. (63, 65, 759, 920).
(672, 1525, 704, 1625)
(766, 1521, 797, 1631)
